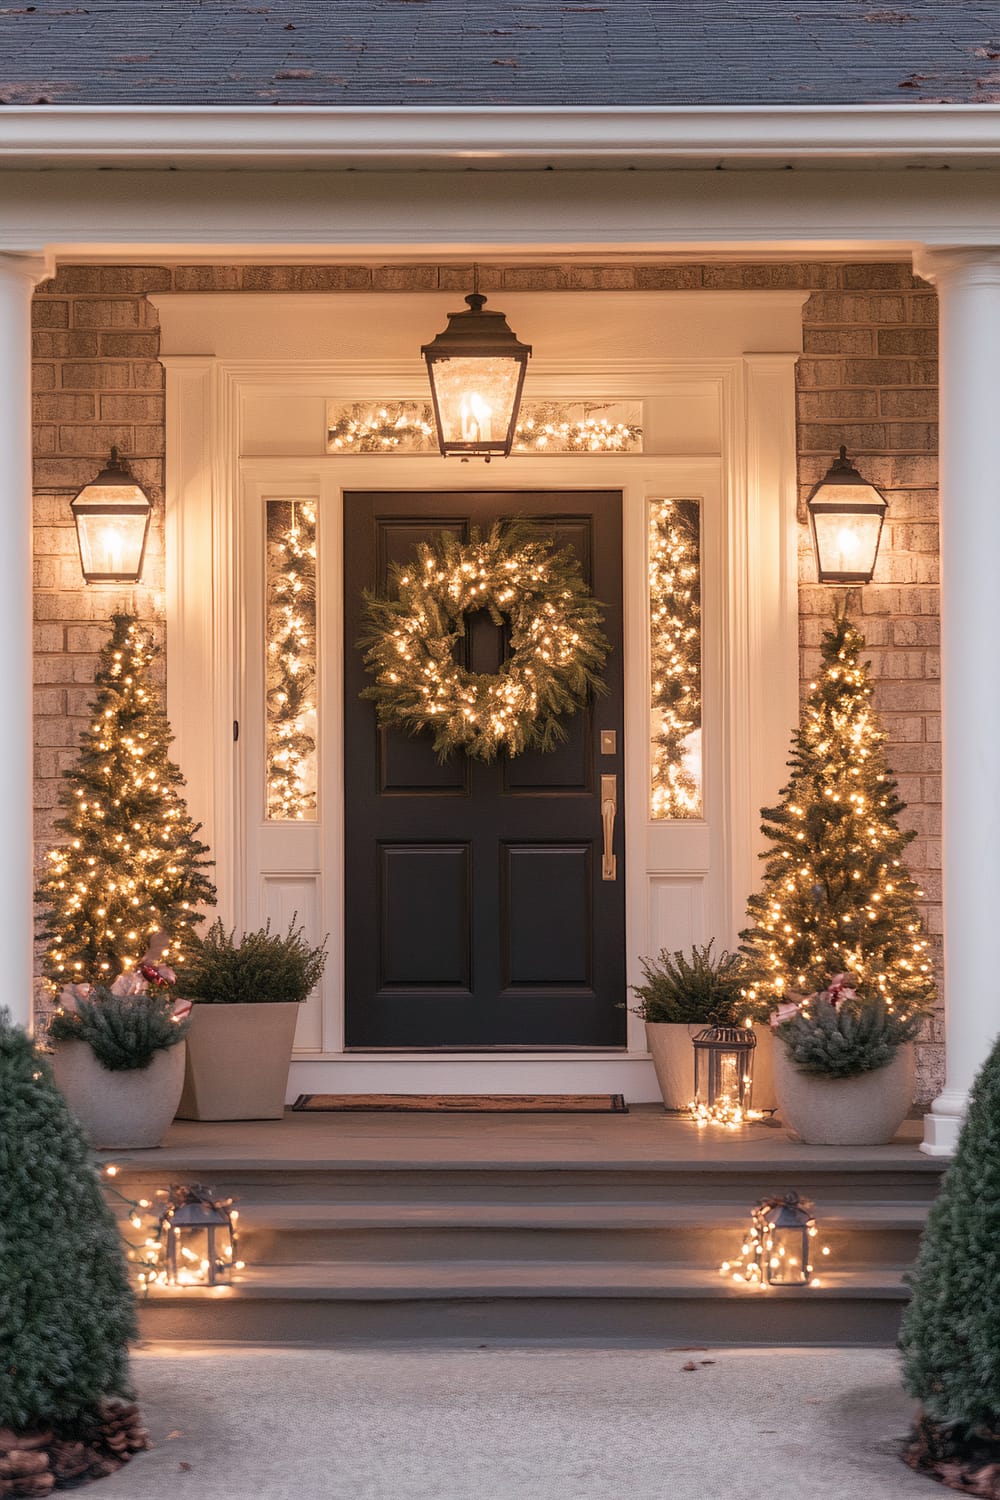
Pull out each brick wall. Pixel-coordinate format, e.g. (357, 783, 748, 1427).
(30, 262, 943, 1097)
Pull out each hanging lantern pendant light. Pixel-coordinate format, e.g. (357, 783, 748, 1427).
(421, 273, 532, 460)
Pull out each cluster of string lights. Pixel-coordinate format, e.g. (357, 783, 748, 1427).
(649, 497, 702, 819)
(327, 401, 642, 455)
(266, 501, 318, 820)
(719, 1194, 831, 1290)
(102, 1166, 244, 1291)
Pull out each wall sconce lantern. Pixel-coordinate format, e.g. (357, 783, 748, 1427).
(70, 447, 152, 584)
(806, 446, 888, 584)
(161, 1185, 241, 1287)
(691, 1023, 757, 1124)
(421, 291, 531, 460)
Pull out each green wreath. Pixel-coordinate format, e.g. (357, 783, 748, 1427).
(360, 521, 610, 762)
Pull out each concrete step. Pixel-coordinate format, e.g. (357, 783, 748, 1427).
(230, 1200, 929, 1268)
(108, 1160, 945, 1209)
(136, 1261, 911, 1345)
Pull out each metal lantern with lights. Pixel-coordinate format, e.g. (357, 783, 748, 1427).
(753, 1190, 821, 1287)
(70, 446, 152, 584)
(806, 445, 889, 584)
(421, 291, 531, 459)
(692, 1023, 757, 1116)
(160, 1185, 240, 1288)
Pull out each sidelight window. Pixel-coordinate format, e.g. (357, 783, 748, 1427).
(649, 497, 703, 820)
(265, 499, 318, 821)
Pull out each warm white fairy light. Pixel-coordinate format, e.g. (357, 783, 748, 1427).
(266, 500, 318, 820)
(648, 498, 702, 820)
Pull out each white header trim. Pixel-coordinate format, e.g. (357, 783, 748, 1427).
(3, 104, 1000, 168)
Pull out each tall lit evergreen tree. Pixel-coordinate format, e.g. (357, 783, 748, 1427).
(36, 613, 216, 989)
(740, 611, 935, 1021)
(0, 1010, 136, 1430)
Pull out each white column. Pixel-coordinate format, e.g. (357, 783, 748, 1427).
(0, 253, 50, 1032)
(914, 247, 1000, 1155)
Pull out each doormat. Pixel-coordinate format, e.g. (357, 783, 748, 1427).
(291, 1093, 629, 1114)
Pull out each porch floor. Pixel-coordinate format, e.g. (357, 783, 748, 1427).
(107, 1103, 931, 1173)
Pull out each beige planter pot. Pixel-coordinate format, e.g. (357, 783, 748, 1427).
(177, 1002, 299, 1121)
(773, 1042, 916, 1146)
(51, 1038, 185, 1149)
(645, 1022, 698, 1110)
(751, 1024, 778, 1113)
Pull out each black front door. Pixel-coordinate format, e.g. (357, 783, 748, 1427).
(343, 490, 625, 1049)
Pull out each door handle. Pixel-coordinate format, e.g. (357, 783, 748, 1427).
(601, 774, 617, 881)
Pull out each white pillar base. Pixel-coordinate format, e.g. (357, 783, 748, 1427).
(920, 1091, 966, 1156)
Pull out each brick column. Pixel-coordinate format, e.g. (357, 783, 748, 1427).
(914, 246, 1000, 1155)
(0, 254, 51, 1029)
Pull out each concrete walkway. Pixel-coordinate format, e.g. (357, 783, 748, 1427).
(96, 1344, 939, 1500)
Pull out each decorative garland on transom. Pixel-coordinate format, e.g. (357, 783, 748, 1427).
(327, 400, 643, 455)
(359, 521, 610, 762)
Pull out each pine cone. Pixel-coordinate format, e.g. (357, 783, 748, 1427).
(47, 1440, 90, 1484)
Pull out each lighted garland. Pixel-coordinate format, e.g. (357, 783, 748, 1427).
(265, 501, 317, 820)
(649, 498, 702, 818)
(360, 521, 609, 762)
(513, 403, 642, 453)
(328, 401, 642, 455)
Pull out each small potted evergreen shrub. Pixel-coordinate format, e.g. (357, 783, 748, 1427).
(629, 943, 771, 1110)
(0, 1010, 149, 1483)
(769, 976, 921, 1144)
(48, 970, 190, 1150)
(177, 917, 327, 1121)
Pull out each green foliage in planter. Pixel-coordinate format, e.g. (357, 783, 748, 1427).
(630, 942, 748, 1026)
(182, 917, 328, 1005)
(48, 988, 189, 1072)
(900, 1033, 1000, 1431)
(0, 1009, 136, 1431)
(775, 994, 919, 1079)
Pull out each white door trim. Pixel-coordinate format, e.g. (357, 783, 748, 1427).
(163, 312, 800, 1099)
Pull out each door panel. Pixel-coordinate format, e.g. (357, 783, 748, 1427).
(343, 489, 624, 1049)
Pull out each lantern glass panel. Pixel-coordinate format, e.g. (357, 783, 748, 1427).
(164, 1203, 236, 1287)
(764, 1222, 811, 1285)
(73, 501, 150, 583)
(810, 505, 885, 584)
(427, 355, 525, 453)
(692, 1026, 756, 1112)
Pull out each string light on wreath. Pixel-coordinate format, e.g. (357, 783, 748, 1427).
(649, 497, 702, 819)
(360, 521, 609, 762)
(266, 501, 317, 820)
